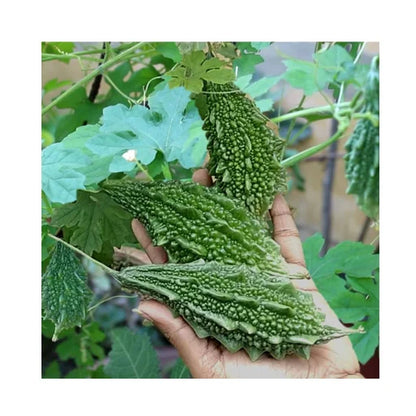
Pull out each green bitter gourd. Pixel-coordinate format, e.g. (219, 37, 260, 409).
(102, 179, 302, 277)
(42, 241, 93, 341)
(202, 81, 287, 217)
(115, 261, 356, 360)
(344, 55, 379, 221)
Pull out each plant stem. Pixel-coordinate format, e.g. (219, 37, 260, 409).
(42, 42, 144, 116)
(271, 102, 351, 124)
(41, 42, 141, 61)
(357, 216, 372, 242)
(42, 53, 105, 62)
(48, 234, 116, 276)
(135, 159, 154, 181)
(87, 294, 138, 313)
(321, 118, 339, 255)
(161, 161, 173, 180)
(87, 42, 108, 103)
(281, 120, 348, 168)
(104, 73, 137, 105)
(352, 111, 379, 126)
(287, 121, 311, 145)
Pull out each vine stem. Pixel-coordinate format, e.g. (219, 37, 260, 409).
(47, 233, 116, 276)
(42, 42, 144, 116)
(41, 42, 146, 61)
(134, 158, 154, 181)
(281, 119, 349, 168)
(87, 294, 138, 313)
(271, 101, 351, 124)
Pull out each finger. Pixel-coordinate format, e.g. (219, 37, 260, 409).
(113, 246, 152, 265)
(131, 219, 168, 264)
(137, 299, 210, 371)
(270, 195, 306, 268)
(192, 168, 213, 187)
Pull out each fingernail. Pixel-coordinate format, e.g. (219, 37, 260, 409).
(133, 304, 153, 323)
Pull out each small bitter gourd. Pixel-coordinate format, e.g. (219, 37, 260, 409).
(115, 261, 354, 360)
(42, 241, 93, 341)
(202, 81, 287, 217)
(103, 179, 301, 277)
(344, 56, 379, 221)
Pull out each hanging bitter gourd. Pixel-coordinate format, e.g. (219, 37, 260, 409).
(202, 81, 287, 217)
(102, 179, 302, 277)
(115, 261, 356, 360)
(42, 241, 93, 341)
(344, 55, 379, 221)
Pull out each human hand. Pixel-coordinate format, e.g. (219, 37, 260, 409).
(132, 169, 363, 378)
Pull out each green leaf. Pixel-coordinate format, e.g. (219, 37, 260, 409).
(303, 233, 379, 364)
(52, 190, 136, 262)
(155, 42, 181, 62)
(65, 367, 92, 378)
(314, 44, 357, 99)
(177, 42, 207, 55)
(86, 84, 206, 169)
(282, 44, 356, 97)
(104, 328, 161, 378)
(235, 74, 282, 112)
(166, 51, 234, 93)
(61, 124, 100, 150)
(314, 44, 353, 73)
(43, 78, 73, 94)
(251, 42, 271, 51)
(43, 361, 61, 378)
(42, 143, 90, 203)
(42, 42, 75, 54)
(53, 62, 162, 140)
(42, 223, 56, 262)
(43, 125, 111, 200)
(179, 120, 208, 168)
(42, 242, 93, 340)
(54, 87, 105, 140)
(233, 53, 263, 76)
(282, 59, 330, 96)
(55, 322, 106, 368)
(42, 42, 75, 63)
(170, 358, 192, 378)
(243, 76, 281, 98)
(61, 124, 114, 185)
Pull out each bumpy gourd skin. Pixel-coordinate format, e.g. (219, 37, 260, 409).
(344, 56, 379, 221)
(202, 82, 287, 217)
(103, 179, 298, 276)
(42, 242, 92, 340)
(116, 261, 351, 360)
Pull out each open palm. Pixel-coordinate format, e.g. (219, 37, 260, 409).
(132, 169, 363, 379)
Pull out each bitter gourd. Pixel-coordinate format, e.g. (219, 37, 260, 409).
(115, 261, 353, 360)
(102, 179, 300, 277)
(202, 81, 287, 217)
(42, 241, 93, 341)
(344, 56, 379, 221)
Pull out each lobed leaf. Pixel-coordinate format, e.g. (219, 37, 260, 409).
(104, 328, 161, 378)
(52, 190, 136, 263)
(86, 84, 207, 168)
(303, 233, 379, 364)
